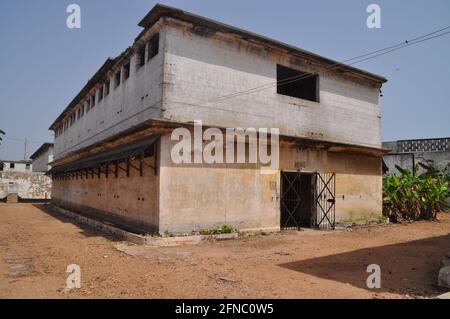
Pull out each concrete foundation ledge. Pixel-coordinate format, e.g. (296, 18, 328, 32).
(239, 226, 280, 234)
(49, 205, 147, 245)
(146, 232, 240, 246)
(145, 235, 204, 247)
(48, 205, 242, 247)
(335, 219, 389, 229)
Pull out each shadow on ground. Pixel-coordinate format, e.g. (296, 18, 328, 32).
(279, 234, 450, 296)
(32, 203, 120, 242)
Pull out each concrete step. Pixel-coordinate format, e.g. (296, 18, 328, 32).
(6, 193, 18, 203)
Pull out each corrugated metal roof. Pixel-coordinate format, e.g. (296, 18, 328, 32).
(48, 136, 158, 174)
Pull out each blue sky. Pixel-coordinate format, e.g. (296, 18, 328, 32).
(0, 0, 449, 159)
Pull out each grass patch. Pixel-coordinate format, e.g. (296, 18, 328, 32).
(200, 224, 235, 235)
(163, 230, 174, 238)
(254, 230, 268, 237)
(339, 215, 387, 224)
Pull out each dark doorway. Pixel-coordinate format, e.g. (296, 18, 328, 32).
(280, 171, 315, 229)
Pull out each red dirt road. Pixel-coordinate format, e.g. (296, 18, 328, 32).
(0, 203, 449, 298)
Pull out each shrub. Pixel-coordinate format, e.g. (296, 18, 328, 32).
(163, 230, 174, 237)
(383, 163, 449, 222)
(200, 224, 235, 235)
(220, 224, 234, 234)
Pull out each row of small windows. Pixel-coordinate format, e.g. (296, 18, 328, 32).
(55, 33, 159, 138)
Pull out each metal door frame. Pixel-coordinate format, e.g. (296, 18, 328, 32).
(314, 172, 336, 229)
(280, 171, 336, 230)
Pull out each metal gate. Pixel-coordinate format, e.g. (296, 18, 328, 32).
(281, 171, 336, 230)
(315, 173, 336, 229)
(280, 172, 302, 229)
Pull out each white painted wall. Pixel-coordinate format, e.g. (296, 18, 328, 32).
(53, 27, 165, 160)
(0, 161, 32, 172)
(53, 18, 383, 161)
(161, 22, 382, 149)
(32, 146, 54, 172)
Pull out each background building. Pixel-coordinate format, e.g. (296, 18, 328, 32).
(0, 159, 32, 172)
(0, 159, 51, 202)
(30, 143, 54, 172)
(383, 137, 450, 174)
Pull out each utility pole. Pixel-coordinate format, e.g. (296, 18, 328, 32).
(0, 129, 4, 145)
(24, 138, 28, 159)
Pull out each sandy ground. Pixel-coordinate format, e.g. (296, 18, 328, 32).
(0, 203, 449, 299)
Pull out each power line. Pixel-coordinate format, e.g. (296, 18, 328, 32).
(221, 28, 450, 101)
(203, 27, 450, 103)
(167, 25, 450, 108)
(2, 136, 50, 144)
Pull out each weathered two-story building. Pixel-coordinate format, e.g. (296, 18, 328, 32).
(30, 142, 54, 173)
(49, 4, 387, 235)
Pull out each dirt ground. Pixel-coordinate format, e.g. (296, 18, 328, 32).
(0, 203, 449, 299)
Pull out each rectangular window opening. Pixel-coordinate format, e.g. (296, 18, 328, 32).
(148, 33, 159, 61)
(91, 94, 96, 108)
(123, 62, 130, 80)
(98, 86, 104, 102)
(137, 45, 146, 68)
(114, 71, 121, 88)
(276, 64, 319, 102)
(105, 80, 110, 96)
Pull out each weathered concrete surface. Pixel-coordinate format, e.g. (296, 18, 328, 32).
(6, 194, 18, 203)
(50, 203, 238, 247)
(53, 13, 384, 160)
(49, 10, 384, 235)
(31, 144, 54, 172)
(162, 19, 382, 149)
(0, 171, 51, 200)
(280, 143, 382, 221)
(0, 161, 32, 172)
(158, 134, 382, 234)
(52, 129, 382, 235)
(50, 204, 147, 244)
(383, 138, 450, 177)
(53, 23, 164, 160)
(51, 155, 159, 234)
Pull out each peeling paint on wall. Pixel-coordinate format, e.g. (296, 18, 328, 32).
(0, 172, 52, 200)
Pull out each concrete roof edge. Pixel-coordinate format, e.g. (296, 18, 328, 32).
(48, 3, 388, 132)
(48, 57, 118, 130)
(138, 4, 387, 84)
(29, 142, 54, 160)
(0, 159, 32, 164)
